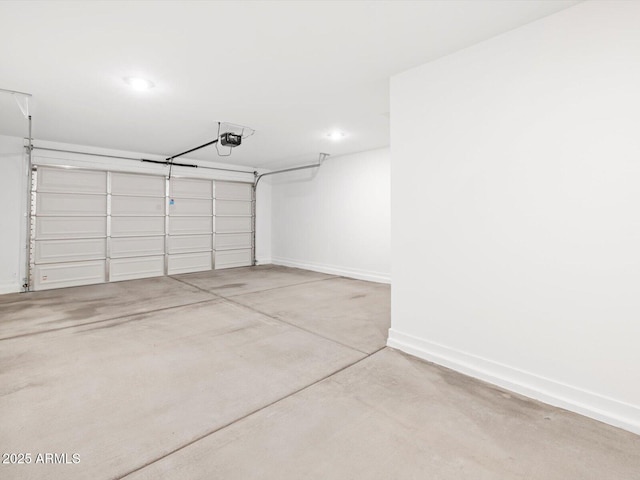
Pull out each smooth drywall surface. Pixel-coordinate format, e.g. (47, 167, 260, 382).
(0, 136, 271, 293)
(389, 1, 640, 434)
(0, 135, 26, 294)
(255, 177, 272, 264)
(271, 148, 390, 283)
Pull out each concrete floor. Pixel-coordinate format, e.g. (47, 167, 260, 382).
(0, 265, 638, 479)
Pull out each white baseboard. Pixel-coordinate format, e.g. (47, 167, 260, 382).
(255, 257, 272, 266)
(387, 329, 640, 436)
(271, 256, 390, 284)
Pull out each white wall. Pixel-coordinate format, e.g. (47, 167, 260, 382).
(389, 1, 640, 434)
(255, 177, 272, 264)
(271, 148, 390, 283)
(0, 135, 27, 294)
(0, 135, 271, 293)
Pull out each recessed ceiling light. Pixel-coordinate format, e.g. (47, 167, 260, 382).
(327, 131, 345, 141)
(124, 77, 155, 91)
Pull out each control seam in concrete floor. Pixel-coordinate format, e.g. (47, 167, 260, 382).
(1, 268, 391, 479)
(0, 296, 221, 342)
(0, 273, 349, 345)
(117, 346, 385, 480)
(171, 274, 371, 354)
(221, 293, 372, 355)
(225, 276, 338, 298)
(170, 273, 338, 298)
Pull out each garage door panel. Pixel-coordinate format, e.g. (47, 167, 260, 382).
(216, 216, 251, 233)
(169, 198, 212, 216)
(111, 236, 165, 258)
(36, 216, 107, 240)
(168, 252, 212, 275)
(37, 192, 106, 216)
(111, 217, 165, 237)
(111, 196, 165, 216)
(215, 249, 252, 269)
(216, 200, 251, 216)
(33, 261, 106, 290)
(169, 216, 212, 235)
(110, 256, 164, 282)
(38, 168, 106, 194)
(170, 178, 212, 199)
(168, 235, 212, 254)
(35, 238, 106, 264)
(215, 233, 252, 250)
(111, 173, 165, 196)
(215, 182, 252, 201)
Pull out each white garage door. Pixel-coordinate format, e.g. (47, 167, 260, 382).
(214, 181, 253, 269)
(32, 167, 107, 290)
(167, 177, 214, 275)
(109, 172, 166, 281)
(30, 166, 254, 290)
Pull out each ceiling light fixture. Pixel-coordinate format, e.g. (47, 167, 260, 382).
(124, 77, 155, 91)
(327, 131, 345, 141)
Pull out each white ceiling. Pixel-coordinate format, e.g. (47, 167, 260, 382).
(0, 0, 579, 169)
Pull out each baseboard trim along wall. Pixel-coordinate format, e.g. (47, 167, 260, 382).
(387, 329, 640, 435)
(271, 256, 390, 284)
